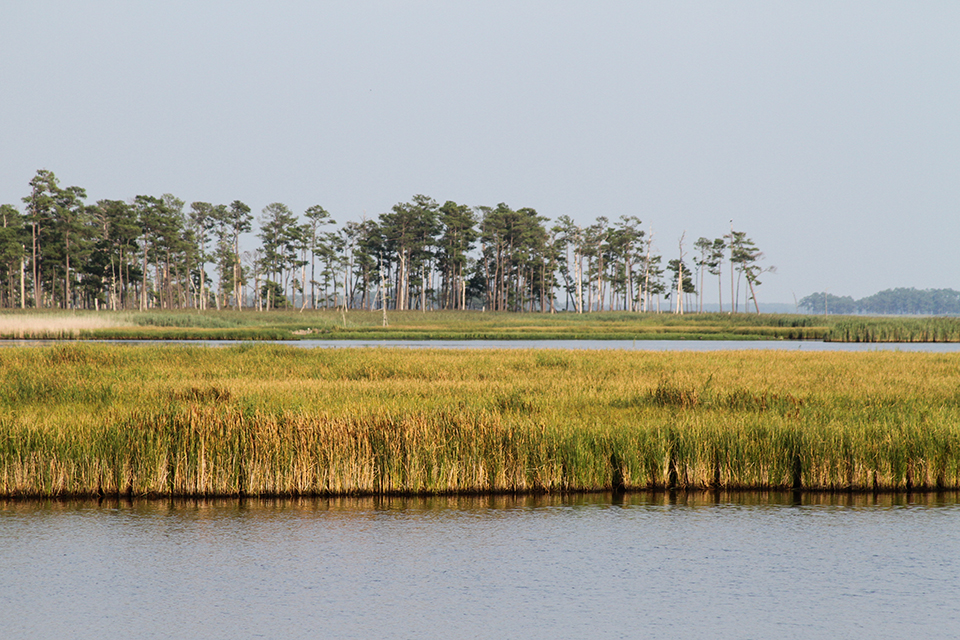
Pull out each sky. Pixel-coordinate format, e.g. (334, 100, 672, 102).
(2, 1, 958, 305)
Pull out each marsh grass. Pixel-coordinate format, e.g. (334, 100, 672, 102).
(127, 312, 247, 328)
(2, 344, 959, 497)
(6, 309, 960, 342)
(1, 309, 835, 341)
(0, 312, 123, 339)
(826, 317, 960, 342)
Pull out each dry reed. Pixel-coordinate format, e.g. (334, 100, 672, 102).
(0, 313, 123, 339)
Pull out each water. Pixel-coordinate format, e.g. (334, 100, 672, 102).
(292, 338, 960, 352)
(5, 338, 960, 352)
(3, 493, 959, 639)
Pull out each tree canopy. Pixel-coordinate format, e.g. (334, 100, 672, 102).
(0, 169, 777, 313)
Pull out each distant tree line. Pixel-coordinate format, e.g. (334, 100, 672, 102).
(0, 169, 772, 313)
(800, 288, 960, 316)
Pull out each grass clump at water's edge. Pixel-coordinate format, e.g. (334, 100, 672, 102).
(825, 317, 960, 342)
(2, 343, 960, 497)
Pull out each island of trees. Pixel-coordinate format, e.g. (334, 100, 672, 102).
(0, 169, 773, 314)
(800, 289, 960, 316)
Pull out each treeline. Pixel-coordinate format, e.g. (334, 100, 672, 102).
(800, 289, 960, 316)
(0, 169, 771, 313)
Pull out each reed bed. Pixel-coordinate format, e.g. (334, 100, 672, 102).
(0, 312, 123, 339)
(826, 317, 960, 342)
(5, 309, 960, 342)
(1, 309, 833, 341)
(1, 343, 959, 497)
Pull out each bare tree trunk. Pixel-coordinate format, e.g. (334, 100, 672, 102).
(698, 262, 704, 314)
(573, 250, 583, 313)
(344, 261, 350, 312)
(64, 231, 71, 310)
(676, 233, 685, 315)
(123, 248, 130, 310)
(398, 252, 406, 311)
(300, 257, 308, 312)
(255, 267, 262, 311)
(141, 245, 148, 311)
(234, 237, 242, 310)
(676, 261, 683, 315)
(596, 251, 604, 312)
(717, 262, 722, 314)
(20, 253, 25, 309)
(32, 220, 40, 309)
(164, 260, 172, 309)
(379, 257, 388, 326)
(729, 221, 735, 313)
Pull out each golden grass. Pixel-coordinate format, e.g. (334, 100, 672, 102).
(2, 343, 959, 497)
(0, 313, 124, 338)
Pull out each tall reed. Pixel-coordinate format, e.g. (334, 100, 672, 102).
(1, 343, 958, 496)
(827, 317, 960, 342)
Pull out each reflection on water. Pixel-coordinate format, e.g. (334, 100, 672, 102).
(5, 489, 960, 514)
(3, 492, 960, 640)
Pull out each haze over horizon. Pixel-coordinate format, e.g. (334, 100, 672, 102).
(3, 2, 958, 305)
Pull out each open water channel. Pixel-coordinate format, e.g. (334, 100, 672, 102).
(7, 338, 960, 352)
(293, 338, 960, 352)
(3, 493, 959, 639)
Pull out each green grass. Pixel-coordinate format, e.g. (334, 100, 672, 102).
(0, 309, 829, 341)
(825, 317, 960, 342)
(5, 308, 960, 341)
(2, 343, 959, 497)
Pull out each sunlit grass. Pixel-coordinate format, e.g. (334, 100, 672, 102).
(0, 312, 124, 338)
(2, 344, 959, 497)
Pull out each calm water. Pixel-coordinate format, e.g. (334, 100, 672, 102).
(6, 338, 960, 352)
(3, 493, 959, 639)
(292, 338, 960, 352)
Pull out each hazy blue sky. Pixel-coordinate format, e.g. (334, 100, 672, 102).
(2, 2, 958, 304)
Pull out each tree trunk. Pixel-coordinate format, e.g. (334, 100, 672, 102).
(20, 253, 25, 309)
(575, 252, 583, 314)
(141, 245, 148, 311)
(32, 220, 40, 309)
(749, 277, 760, 314)
(717, 263, 722, 314)
(344, 260, 350, 311)
(730, 246, 735, 313)
(234, 237, 241, 310)
(676, 260, 683, 315)
(300, 258, 308, 312)
(398, 252, 406, 311)
(64, 240, 71, 310)
(699, 262, 704, 313)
